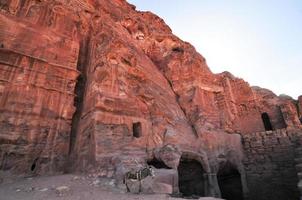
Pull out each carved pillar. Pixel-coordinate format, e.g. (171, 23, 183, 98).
(205, 173, 221, 198)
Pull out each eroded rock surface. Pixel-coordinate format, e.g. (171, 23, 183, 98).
(0, 0, 301, 200)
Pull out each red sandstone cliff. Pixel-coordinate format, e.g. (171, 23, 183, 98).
(0, 0, 301, 188)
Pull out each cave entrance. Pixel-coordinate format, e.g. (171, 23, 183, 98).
(147, 158, 171, 169)
(261, 112, 273, 131)
(133, 122, 142, 138)
(178, 159, 205, 198)
(217, 163, 244, 200)
(31, 158, 38, 172)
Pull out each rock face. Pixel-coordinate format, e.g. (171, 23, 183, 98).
(298, 96, 302, 122)
(0, 0, 80, 173)
(0, 0, 301, 200)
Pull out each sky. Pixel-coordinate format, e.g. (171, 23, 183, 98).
(127, 0, 302, 99)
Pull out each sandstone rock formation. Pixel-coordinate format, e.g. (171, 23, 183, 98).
(298, 95, 302, 122)
(0, 0, 301, 200)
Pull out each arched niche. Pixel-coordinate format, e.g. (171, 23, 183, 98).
(261, 112, 273, 131)
(217, 162, 244, 200)
(178, 153, 208, 198)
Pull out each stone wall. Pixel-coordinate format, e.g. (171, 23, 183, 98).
(242, 128, 301, 200)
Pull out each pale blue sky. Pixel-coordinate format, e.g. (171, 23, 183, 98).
(127, 0, 302, 99)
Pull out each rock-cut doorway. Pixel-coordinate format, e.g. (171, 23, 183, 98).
(217, 162, 244, 200)
(178, 158, 206, 198)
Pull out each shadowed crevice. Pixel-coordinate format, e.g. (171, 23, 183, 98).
(69, 37, 91, 159)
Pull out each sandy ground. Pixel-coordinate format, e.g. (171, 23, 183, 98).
(0, 172, 222, 200)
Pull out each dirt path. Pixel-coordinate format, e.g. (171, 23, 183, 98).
(0, 172, 222, 200)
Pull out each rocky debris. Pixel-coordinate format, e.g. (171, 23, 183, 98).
(91, 179, 101, 186)
(14, 187, 35, 193)
(15, 188, 22, 192)
(71, 176, 80, 181)
(55, 185, 70, 196)
(38, 188, 48, 192)
(25, 187, 35, 192)
(0, 173, 225, 200)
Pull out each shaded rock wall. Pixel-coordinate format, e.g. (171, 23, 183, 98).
(242, 129, 301, 200)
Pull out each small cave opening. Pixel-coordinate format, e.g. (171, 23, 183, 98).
(31, 158, 38, 172)
(178, 158, 205, 198)
(121, 57, 132, 66)
(147, 158, 171, 169)
(217, 162, 244, 200)
(261, 112, 273, 131)
(133, 122, 142, 138)
(172, 47, 184, 53)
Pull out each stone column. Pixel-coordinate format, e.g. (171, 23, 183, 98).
(205, 173, 221, 198)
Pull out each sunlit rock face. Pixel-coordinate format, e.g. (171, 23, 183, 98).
(0, 0, 301, 199)
(0, 0, 81, 173)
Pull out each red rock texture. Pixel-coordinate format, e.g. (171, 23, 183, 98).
(0, 0, 81, 173)
(0, 0, 301, 199)
(298, 96, 302, 121)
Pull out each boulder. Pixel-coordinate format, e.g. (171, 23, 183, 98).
(154, 144, 181, 169)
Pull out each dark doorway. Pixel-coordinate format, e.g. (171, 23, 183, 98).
(31, 158, 38, 172)
(178, 159, 205, 198)
(147, 158, 171, 169)
(133, 122, 142, 138)
(261, 112, 273, 131)
(217, 163, 244, 200)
